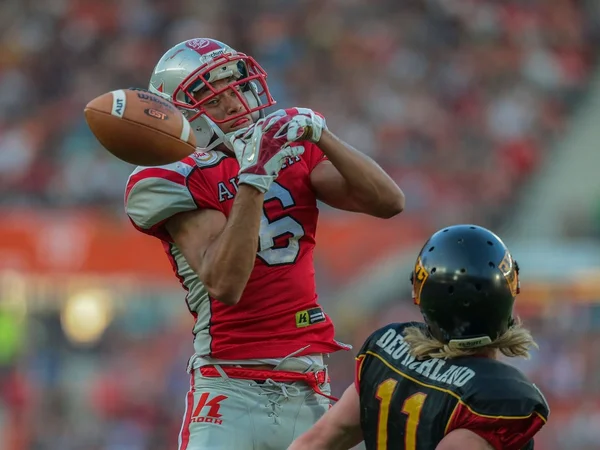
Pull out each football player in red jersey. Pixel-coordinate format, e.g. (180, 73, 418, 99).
(288, 225, 549, 450)
(124, 38, 405, 450)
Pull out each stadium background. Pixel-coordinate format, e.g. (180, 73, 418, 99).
(1, 0, 600, 448)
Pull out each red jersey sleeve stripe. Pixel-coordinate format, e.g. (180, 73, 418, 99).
(181, 156, 196, 166)
(125, 168, 187, 202)
(355, 355, 366, 392)
(445, 402, 547, 450)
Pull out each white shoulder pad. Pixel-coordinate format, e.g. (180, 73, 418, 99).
(125, 160, 197, 230)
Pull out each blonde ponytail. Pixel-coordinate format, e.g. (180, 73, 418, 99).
(403, 319, 538, 360)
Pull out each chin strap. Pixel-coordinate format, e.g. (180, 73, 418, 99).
(202, 115, 233, 152)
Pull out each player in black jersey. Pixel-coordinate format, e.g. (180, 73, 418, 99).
(288, 224, 549, 450)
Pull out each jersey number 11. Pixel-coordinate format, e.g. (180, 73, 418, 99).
(376, 379, 427, 450)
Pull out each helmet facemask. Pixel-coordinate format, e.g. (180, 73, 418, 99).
(171, 53, 275, 151)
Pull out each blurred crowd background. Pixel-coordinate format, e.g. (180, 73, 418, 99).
(1, 0, 600, 449)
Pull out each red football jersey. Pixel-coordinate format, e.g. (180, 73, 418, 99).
(125, 141, 349, 360)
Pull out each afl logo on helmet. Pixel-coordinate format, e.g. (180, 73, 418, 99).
(187, 38, 217, 50)
(498, 251, 519, 296)
(185, 38, 225, 55)
(187, 38, 211, 49)
(411, 257, 429, 305)
(144, 108, 168, 120)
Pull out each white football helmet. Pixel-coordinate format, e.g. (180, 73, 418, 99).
(148, 38, 276, 150)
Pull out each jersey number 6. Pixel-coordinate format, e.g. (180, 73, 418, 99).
(376, 379, 428, 450)
(257, 182, 305, 266)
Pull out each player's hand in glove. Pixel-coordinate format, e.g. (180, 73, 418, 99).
(229, 110, 305, 194)
(282, 107, 328, 144)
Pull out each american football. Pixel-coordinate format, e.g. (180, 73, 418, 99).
(84, 88, 196, 166)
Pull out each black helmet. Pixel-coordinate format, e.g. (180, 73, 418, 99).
(410, 224, 520, 349)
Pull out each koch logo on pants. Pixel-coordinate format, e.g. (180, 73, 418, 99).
(191, 393, 228, 425)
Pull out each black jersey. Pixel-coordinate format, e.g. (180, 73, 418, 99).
(354, 322, 549, 450)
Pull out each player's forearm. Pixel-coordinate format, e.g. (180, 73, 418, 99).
(317, 130, 404, 218)
(288, 429, 356, 450)
(289, 385, 363, 450)
(202, 185, 263, 305)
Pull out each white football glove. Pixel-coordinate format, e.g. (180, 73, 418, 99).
(229, 110, 305, 193)
(283, 107, 327, 144)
